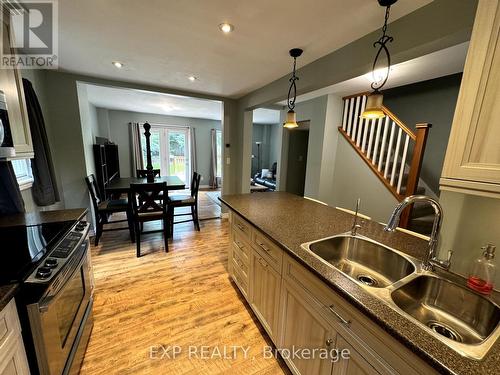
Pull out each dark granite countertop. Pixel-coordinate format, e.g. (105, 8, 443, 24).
(0, 283, 19, 311)
(220, 192, 499, 375)
(0, 208, 87, 227)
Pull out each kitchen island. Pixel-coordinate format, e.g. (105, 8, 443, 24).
(220, 192, 499, 375)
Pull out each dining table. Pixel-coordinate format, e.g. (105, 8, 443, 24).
(106, 175, 186, 195)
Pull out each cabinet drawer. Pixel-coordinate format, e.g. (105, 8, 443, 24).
(232, 245, 249, 281)
(252, 229, 283, 273)
(231, 265, 249, 299)
(232, 230, 251, 265)
(0, 299, 21, 350)
(232, 214, 252, 242)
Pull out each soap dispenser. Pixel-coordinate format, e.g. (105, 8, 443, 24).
(467, 244, 496, 295)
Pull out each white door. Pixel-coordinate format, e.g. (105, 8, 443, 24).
(141, 126, 191, 184)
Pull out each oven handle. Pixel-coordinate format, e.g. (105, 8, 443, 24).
(38, 241, 89, 313)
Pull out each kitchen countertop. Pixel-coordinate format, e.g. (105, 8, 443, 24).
(0, 208, 87, 227)
(0, 283, 19, 311)
(220, 192, 499, 375)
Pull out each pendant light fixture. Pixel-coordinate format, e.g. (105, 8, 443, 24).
(283, 48, 303, 129)
(362, 0, 398, 119)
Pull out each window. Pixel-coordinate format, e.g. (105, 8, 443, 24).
(216, 130, 222, 178)
(12, 159, 34, 190)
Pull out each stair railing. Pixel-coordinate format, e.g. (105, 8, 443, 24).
(340, 93, 431, 228)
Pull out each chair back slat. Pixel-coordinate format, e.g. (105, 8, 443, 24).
(130, 182, 167, 215)
(191, 172, 201, 199)
(85, 174, 102, 209)
(136, 169, 160, 178)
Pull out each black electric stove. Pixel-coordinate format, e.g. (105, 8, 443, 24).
(0, 220, 80, 285)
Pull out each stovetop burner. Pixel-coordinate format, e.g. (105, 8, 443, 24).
(0, 220, 76, 284)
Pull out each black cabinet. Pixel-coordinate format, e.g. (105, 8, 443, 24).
(93, 144, 119, 199)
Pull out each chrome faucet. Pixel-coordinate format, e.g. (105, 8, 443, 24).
(351, 198, 362, 236)
(384, 195, 452, 271)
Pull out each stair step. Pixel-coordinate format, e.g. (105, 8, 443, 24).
(400, 185, 425, 196)
(409, 214, 434, 236)
(410, 202, 436, 218)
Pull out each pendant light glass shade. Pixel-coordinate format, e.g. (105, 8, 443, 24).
(362, 92, 385, 119)
(283, 110, 299, 128)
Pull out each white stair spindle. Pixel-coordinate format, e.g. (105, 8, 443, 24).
(356, 96, 367, 147)
(397, 135, 410, 194)
(384, 121, 396, 179)
(390, 127, 402, 186)
(378, 117, 390, 172)
(342, 99, 349, 131)
(363, 120, 375, 159)
(351, 96, 361, 139)
(372, 118, 383, 164)
(346, 98, 355, 136)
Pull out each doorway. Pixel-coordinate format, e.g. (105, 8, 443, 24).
(286, 121, 310, 196)
(140, 125, 191, 184)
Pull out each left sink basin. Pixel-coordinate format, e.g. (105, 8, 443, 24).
(305, 234, 415, 288)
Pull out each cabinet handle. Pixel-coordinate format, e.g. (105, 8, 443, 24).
(328, 304, 351, 326)
(258, 242, 270, 252)
(236, 223, 245, 231)
(326, 338, 334, 347)
(235, 241, 245, 250)
(258, 257, 268, 268)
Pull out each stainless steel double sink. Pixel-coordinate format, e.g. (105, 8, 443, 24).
(301, 234, 500, 360)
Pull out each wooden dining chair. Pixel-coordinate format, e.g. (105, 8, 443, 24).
(129, 182, 169, 257)
(85, 174, 135, 245)
(136, 169, 160, 178)
(168, 172, 201, 236)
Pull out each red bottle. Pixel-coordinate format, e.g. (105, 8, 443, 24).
(467, 244, 496, 296)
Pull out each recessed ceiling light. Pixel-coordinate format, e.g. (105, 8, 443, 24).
(219, 23, 234, 33)
(112, 61, 123, 69)
(188, 76, 197, 82)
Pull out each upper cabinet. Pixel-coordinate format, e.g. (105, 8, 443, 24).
(440, 0, 500, 198)
(0, 16, 33, 159)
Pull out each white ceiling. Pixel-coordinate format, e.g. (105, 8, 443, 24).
(58, 0, 432, 98)
(278, 42, 469, 105)
(85, 84, 280, 123)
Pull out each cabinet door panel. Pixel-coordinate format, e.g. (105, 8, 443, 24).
(441, 0, 500, 192)
(332, 336, 379, 375)
(0, 22, 33, 157)
(250, 251, 281, 341)
(279, 280, 335, 375)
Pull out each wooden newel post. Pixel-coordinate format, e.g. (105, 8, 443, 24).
(143, 122, 155, 183)
(399, 123, 432, 228)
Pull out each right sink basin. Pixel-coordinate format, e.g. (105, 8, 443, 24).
(391, 275, 500, 357)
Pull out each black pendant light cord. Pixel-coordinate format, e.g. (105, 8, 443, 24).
(371, 5, 394, 91)
(287, 56, 299, 111)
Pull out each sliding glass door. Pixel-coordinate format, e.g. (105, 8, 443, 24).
(141, 125, 190, 184)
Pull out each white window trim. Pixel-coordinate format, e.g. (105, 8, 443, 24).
(12, 159, 34, 191)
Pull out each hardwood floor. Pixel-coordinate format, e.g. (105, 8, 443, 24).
(80, 216, 289, 374)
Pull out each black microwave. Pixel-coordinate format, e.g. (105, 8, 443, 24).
(0, 90, 15, 158)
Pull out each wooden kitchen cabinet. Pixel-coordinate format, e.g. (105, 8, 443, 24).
(0, 299, 30, 375)
(332, 336, 379, 375)
(278, 279, 337, 375)
(0, 19, 33, 159)
(250, 248, 281, 342)
(440, 0, 500, 198)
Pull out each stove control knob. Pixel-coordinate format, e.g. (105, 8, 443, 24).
(36, 267, 52, 279)
(44, 258, 58, 268)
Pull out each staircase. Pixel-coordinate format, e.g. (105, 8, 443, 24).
(340, 93, 435, 235)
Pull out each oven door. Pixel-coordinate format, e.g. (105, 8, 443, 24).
(27, 241, 92, 375)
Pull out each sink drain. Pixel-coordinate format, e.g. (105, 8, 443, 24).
(427, 321, 462, 342)
(357, 274, 378, 287)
